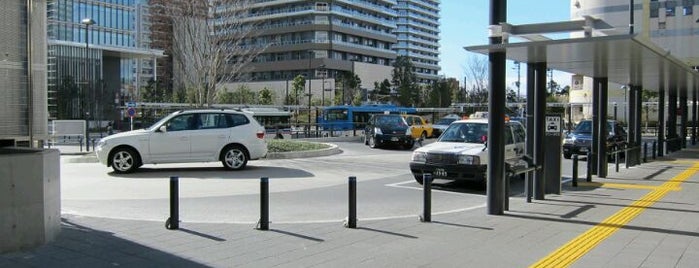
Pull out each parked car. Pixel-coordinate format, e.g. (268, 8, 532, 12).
(402, 114, 434, 139)
(409, 118, 527, 185)
(364, 114, 415, 149)
(432, 114, 460, 137)
(95, 109, 268, 173)
(562, 119, 627, 159)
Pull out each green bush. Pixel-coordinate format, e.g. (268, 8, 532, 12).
(267, 140, 330, 152)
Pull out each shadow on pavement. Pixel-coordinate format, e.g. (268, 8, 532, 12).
(0, 218, 208, 267)
(107, 165, 313, 179)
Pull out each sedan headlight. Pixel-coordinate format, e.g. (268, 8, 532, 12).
(374, 127, 383, 135)
(97, 139, 107, 148)
(412, 151, 427, 163)
(458, 155, 480, 165)
(563, 137, 575, 144)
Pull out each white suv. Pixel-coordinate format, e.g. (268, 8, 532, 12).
(96, 109, 268, 173)
(410, 118, 526, 185)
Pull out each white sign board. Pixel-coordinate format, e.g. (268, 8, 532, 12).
(545, 116, 561, 135)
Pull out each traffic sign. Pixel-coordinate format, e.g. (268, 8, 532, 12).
(127, 102, 136, 108)
(127, 107, 136, 117)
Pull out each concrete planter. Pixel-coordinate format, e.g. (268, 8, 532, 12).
(0, 148, 61, 253)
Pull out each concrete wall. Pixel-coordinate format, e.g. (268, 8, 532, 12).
(0, 148, 61, 253)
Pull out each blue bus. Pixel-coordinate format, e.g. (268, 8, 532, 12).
(319, 104, 417, 130)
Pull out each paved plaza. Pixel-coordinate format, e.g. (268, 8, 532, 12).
(3, 143, 699, 267)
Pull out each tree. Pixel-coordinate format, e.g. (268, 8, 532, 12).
(140, 79, 170, 103)
(426, 79, 453, 107)
(56, 76, 80, 119)
(392, 56, 419, 106)
(290, 75, 306, 106)
(258, 87, 274, 105)
(462, 55, 489, 105)
(163, 0, 266, 107)
(337, 71, 361, 105)
(371, 79, 392, 103)
(232, 85, 255, 104)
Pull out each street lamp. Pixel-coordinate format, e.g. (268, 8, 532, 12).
(82, 17, 95, 151)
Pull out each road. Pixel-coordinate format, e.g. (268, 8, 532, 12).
(60, 140, 604, 225)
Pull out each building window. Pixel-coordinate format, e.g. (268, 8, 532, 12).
(666, 1, 677, 16)
(659, 21, 666, 29)
(650, 1, 660, 18)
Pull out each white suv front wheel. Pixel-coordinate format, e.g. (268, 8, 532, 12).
(110, 147, 139, 173)
(222, 145, 248, 170)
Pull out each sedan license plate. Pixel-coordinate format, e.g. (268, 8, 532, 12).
(579, 147, 588, 153)
(391, 137, 399, 141)
(433, 168, 447, 177)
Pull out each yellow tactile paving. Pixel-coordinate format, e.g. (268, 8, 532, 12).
(577, 181, 681, 191)
(530, 161, 699, 268)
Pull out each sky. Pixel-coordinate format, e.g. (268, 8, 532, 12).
(439, 0, 573, 89)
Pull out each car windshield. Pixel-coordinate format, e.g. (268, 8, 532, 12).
(438, 122, 488, 143)
(375, 115, 408, 128)
(574, 120, 616, 134)
(436, 118, 457, 125)
(146, 112, 178, 131)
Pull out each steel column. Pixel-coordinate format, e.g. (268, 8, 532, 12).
(486, 0, 507, 215)
(534, 62, 547, 200)
(596, 78, 609, 178)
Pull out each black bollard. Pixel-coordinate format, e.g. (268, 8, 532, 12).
(652, 141, 657, 160)
(615, 148, 620, 173)
(166, 176, 179, 230)
(347, 176, 357, 228)
(420, 173, 432, 222)
(586, 151, 592, 182)
(572, 154, 578, 187)
(257, 177, 269, 230)
(79, 137, 83, 152)
(643, 142, 648, 163)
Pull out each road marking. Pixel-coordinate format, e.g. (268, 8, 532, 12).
(530, 161, 699, 268)
(386, 180, 481, 196)
(577, 181, 682, 191)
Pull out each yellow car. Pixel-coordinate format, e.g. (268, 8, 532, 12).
(402, 114, 434, 140)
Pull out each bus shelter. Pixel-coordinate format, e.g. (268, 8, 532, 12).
(464, 17, 699, 215)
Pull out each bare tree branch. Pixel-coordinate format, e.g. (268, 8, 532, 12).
(162, 0, 267, 107)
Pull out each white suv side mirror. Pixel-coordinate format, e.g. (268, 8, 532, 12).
(159, 125, 167, 133)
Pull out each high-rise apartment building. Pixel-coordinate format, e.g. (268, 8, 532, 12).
(47, 0, 163, 120)
(394, 0, 441, 84)
(240, 0, 399, 88)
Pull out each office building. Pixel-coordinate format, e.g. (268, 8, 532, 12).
(47, 0, 164, 120)
(394, 0, 441, 84)
(0, 0, 49, 146)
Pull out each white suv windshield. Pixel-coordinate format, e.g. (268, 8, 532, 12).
(438, 122, 488, 143)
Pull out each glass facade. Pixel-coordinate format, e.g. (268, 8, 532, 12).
(47, 0, 161, 120)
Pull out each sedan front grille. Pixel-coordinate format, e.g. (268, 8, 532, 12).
(426, 153, 458, 165)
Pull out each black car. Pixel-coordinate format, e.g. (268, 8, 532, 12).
(562, 119, 627, 159)
(364, 114, 414, 149)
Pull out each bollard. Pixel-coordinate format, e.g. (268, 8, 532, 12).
(420, 173, 432, 222)
(615, 148, 620, 173)
(166, 176, 179, 230)
(586, 151, 592, 182)
(652, 141, 657, 160)
(347, 176, 357, 228)
(91, 138, 95, 152)
(643, 142, 648, 163)
(257, 177, 269, 230)
(572, 154, 578, 187)
(79, 137, 83, 152)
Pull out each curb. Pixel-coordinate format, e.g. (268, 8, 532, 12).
(265, 143, 343, 159)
